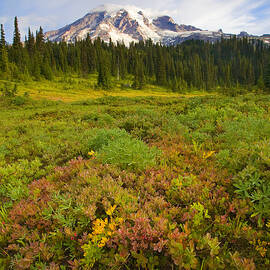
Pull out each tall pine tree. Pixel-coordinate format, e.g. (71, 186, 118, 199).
(26, 28, 35, 55)
(0, 24, 6, 48)
(0, 24, 9, 74)
(132, 56, 145, 89)
(265, 62, 270, 90)
(13, 17, 22, 49)
(97, 50, 111, 89)
(10, 16, 23, 69)
(36, 27, 45, 51)
(156, 46, 167, 86)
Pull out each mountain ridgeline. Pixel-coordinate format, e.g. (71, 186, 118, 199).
(0, 16, 270, 93)
(44, 5, 270, 46)
(44, 5, 213, 46)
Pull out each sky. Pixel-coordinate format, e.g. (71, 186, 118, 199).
(0, 0, 269, 42)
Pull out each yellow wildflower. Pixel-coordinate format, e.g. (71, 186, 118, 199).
(117, 217, 124, 224)
(98, 237, 108, 248)
(202, 151, 215, 160)
(109, 222, 116, 231)
(88, 150, 95, 156)
(101, 237, 108, 242)
(106, 205, 117, 216)
(98, 242, 105, 248)
(92, 219, 106, 235)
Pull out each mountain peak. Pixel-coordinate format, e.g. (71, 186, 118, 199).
(45, 4, 223, 46)
(91, 4, 150, 18)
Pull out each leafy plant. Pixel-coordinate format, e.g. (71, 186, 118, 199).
(83, 128, 128, 153)
(234, 166, 270, 224)
(98, 136, 160, 170)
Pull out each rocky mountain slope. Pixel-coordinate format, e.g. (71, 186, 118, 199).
(45, 4, 268, 46)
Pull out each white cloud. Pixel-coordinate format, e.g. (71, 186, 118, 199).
(118, 0, 269, 35)
(0, 16, 9, 25)
(18, 14, 58, 37)
(155, 0, 268, 34)
(23, 0, 71, 10)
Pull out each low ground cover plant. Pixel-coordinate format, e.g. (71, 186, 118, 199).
(1, 94, 270, 269)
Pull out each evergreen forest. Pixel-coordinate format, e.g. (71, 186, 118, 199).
(0, 17, 270, 93)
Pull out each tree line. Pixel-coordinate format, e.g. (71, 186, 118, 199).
(0, 17, 270, 92)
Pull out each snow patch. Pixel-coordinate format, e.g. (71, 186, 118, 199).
(91, 4, 162, 20)
(109, 28, 137, 46)
(91, 4, 162, 43)
(99, 23, 110, 31)
(77, 28, 91, 40)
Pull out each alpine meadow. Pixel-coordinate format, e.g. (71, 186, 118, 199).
(1, 2, 270, 269)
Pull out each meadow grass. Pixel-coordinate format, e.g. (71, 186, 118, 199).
(1, 90, 270, 269)
(0, 75, 212, 102)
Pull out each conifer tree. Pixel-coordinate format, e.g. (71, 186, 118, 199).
(265, 62, 270, 90)
(0, 24, 5, 68)
(257, 74, 265, 90)
(41, 56, 53, 80)
(10, 16, 24, 69)
(137, 60, 145, 89)
(132, 56, 146, 89)
(156, 47, 167, 86)
(58, 43, 68, 73)
(132, 61, 139, 89)
(97, 50, 110, 89)
(32, 54, 41, 79)
(0, 42, 9, 74)
(146, 49, 154, 78)
(36, 27, 45, 51)
(13, 17, 21, 49)
(26, 28, 35, 55)
(0, 24, 6, 48)
(0, 24, 9, 74)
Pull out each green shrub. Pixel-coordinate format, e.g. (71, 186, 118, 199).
(84, 128, 128, 153)
(82, 128, 160, 170)
(234, 166, 270, 223)
(11, 96, 27, 106)
(0, 158, 45, 204)
(216, 149, 231, 168)
(81, 112, 114, 126)
(98, 136, 160, 170)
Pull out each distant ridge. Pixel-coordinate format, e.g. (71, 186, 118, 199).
(45, 4, 270, 45)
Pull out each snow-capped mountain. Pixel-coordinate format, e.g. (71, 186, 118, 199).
(43, 4, 250, 46)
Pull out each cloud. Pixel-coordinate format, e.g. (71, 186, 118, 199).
(120, 0, 269, 35)
(23, 0, 71, 10)
(0, 14, 59, 42)
(156, 0, 268, 34)
(18, 14, 58, 36)
(0, 16, 9, 25)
